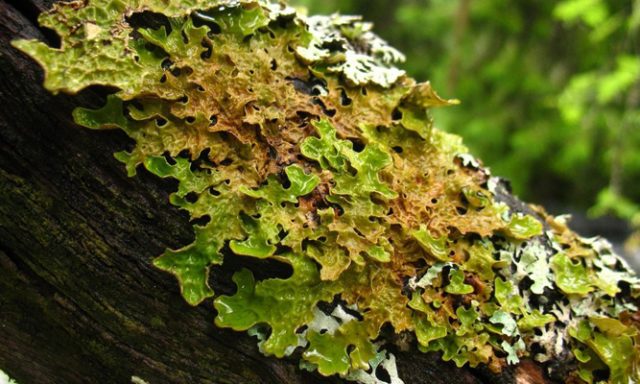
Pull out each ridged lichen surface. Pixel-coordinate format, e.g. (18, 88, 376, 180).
(13, 1, 640, 383)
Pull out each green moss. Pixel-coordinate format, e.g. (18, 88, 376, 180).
(14, 1, 640, 382)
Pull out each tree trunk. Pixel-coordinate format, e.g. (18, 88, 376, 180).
(0, 1, 563, 383)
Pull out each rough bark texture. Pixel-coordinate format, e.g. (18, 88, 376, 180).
(0, 1, 554, 383)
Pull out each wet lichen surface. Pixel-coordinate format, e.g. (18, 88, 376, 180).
(12, 1, 640, 383)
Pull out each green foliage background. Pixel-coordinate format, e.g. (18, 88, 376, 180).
(295, 0, 640, 217)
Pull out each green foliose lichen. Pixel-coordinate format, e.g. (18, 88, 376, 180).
(14, 1, 640, 382)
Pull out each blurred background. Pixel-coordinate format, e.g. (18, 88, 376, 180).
(294, 0, 640, 269)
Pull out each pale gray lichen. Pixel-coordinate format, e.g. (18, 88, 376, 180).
(296, 14, 406, 87)
(514, 240, 554, 295)
(345, 350, 404, 384)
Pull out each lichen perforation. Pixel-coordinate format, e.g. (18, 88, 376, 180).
(14, 1, 640, 382)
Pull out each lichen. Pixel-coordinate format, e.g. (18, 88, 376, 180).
(13, 1, 640, 383)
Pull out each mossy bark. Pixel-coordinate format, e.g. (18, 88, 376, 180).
(0, 1, 560, 383)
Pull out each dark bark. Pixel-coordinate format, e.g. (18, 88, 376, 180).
(0, 1, 552, 383)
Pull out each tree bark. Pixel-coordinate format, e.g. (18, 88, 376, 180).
(0, 1, 557, 383)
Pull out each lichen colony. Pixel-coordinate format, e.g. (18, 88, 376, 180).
(13, 1, 640, 382)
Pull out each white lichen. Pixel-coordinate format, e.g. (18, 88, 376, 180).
(295, 14, 405, 87)
(345, 350, 404, 384)
(513, 240, 553, 295)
